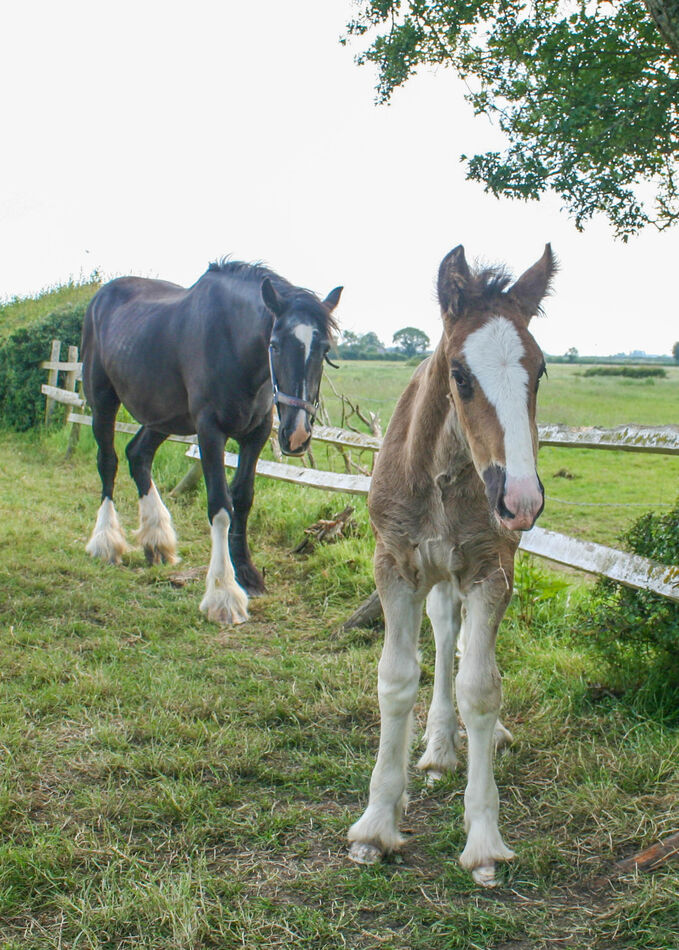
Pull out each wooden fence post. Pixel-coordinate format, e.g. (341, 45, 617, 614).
(64, 345, 81, 458)
(44, 340, 61, 423)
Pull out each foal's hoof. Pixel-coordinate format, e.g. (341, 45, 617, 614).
(471, 865, 498, 888)
(494, 721, 514, 751)
(348, 842, 383, 865)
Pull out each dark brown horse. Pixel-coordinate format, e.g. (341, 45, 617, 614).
(348, 245, 555, 886)
(81, 260, 341, 624)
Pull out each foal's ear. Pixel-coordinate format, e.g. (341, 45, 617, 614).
(323, 286, 343, 312)
(507, 244, 557, 323)
(438, 245, 470, 321)
(261, 277, 284, 317)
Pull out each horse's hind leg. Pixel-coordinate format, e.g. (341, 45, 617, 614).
(348, 549, 423, 864)
(229, 414, 272, 595)
(86, 391, 129, 564)
(126, 427, 178, 565)
(417, 580, 463, 781)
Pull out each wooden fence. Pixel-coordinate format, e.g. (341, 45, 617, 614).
(41, 341, 679, 603)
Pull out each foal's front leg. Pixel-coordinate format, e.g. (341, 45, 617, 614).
(456, 577, 514, 886)
(348, 558, 423, 864)
(196, 418, 249, 625)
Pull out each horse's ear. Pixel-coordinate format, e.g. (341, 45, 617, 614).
(323, 286, 343, 312)
(261, 277, 284, 317)
(438, 245, 470, 322)
(507, 244, 557, 323)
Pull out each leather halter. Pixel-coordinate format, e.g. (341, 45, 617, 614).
(268, 345, 319, 421)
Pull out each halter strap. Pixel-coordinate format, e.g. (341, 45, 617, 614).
(268, 345, 319, 420)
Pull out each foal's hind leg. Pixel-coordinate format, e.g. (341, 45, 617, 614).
(229, 414, 272, 595)
(348, 551, 423, 864)
(86, 393, 129, 564)
(417, 580, 463, 781)
(126, 427, 178, 565)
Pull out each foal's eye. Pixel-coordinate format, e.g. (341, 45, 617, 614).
(535, 363, 547, 392)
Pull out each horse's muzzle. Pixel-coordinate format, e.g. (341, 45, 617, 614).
(483, 465, 544, 532)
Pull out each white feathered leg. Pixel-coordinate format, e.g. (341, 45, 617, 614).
(199, 508, 249, 625)
(134, 481, 178, 565)
(348, 568, 423, 863)
(456, 580, 514, 886)
(86, 498, 129, 564)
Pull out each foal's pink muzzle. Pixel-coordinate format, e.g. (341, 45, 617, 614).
(500, 475, 545, 531)
(483, 465, 545, 532)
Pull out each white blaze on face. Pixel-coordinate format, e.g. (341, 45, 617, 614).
(462, 316, 534, 481)
(287, 322, 316, 450)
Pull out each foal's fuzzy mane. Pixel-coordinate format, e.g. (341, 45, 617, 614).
(207, 258, 339, 334)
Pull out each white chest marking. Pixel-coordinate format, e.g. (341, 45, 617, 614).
(293, 323, 315, 364)
(463, 317, 535, 479)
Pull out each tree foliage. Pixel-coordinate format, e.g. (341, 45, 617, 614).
(345, 0, 679, 238)
(673, 340, 679, 362)
(392, 325, 430, 356)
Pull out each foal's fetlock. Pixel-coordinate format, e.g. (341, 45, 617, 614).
(347, 807, 405, 865)
(417, 730, 460, 781)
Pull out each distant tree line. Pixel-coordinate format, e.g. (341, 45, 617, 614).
(336, 327, 430, 361)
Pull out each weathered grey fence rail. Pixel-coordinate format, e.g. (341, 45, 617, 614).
(41, 341, 679, 603)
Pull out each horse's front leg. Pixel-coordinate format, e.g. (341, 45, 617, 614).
(456, 574, 515, 887)
(196, 417, 249, 625)
(348, 550, 423, 864)
(229, 413, 272, 596)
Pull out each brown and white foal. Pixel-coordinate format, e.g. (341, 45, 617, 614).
(348, 244, 556, 886)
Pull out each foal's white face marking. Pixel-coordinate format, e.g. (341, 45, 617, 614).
(462, 316, 535, 480)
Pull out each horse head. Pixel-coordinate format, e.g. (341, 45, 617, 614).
(262, 278, 341, 457)
(437, 244, 556, 532)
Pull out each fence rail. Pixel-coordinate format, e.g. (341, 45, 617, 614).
(41, 340, 679, 603)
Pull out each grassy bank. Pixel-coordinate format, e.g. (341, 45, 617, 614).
(0, 426, 678, 949)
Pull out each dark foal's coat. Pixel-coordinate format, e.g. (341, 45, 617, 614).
(82, 260, 340, 604)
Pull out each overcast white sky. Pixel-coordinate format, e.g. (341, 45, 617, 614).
(1, 0, 677, 356)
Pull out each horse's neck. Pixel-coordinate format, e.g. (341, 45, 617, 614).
(402, 340, 469, 482)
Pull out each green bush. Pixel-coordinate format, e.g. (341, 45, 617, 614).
(578, 500, 679, 719)
(0, 304, 87, 431)
(582, 366, 667, 378)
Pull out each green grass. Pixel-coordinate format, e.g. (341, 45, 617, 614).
(1, 426, 678, 949)
(0, 276, 100, 342)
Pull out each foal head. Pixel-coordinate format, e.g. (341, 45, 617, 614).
(438, 245, 556, 532)
(262, 279, 342, 456)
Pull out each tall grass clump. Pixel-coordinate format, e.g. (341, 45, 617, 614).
(576, 500, 679, 721)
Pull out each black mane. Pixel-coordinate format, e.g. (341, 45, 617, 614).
(207, 258, 338, 335)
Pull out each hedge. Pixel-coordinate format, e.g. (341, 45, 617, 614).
(0, 303, 86, 431)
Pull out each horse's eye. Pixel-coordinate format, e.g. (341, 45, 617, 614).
(270, 341, 280, 354)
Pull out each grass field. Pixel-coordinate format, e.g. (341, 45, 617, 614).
(319, 360, 679, 545)
(0, 358, 677, 948)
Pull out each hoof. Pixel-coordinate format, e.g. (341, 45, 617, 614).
(424, 769, 444, 786)
(200, 585, 249, 625)
(348, 842, 383, 865)
(494, 721, 513, 752)
(472, 865, 498, 888)
(143, 544, 180, 567)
